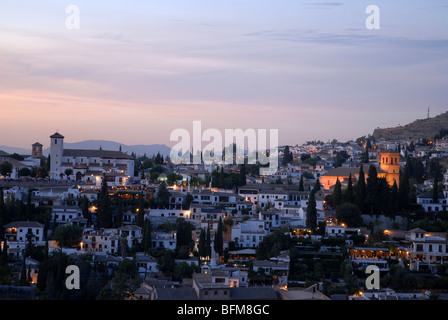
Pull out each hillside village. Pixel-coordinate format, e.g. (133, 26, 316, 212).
(1, 130, 448, 300)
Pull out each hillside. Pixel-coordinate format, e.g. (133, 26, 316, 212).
(372, 111, 448, 142)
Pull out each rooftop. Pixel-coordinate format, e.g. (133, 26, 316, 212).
(63, 149, 134, 159)
(3, 221, 44, 229)
(321, 164, 386, 177)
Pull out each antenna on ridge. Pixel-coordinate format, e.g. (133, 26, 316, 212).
(427, 106, 430, 119)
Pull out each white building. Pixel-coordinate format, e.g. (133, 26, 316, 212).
(258, 189, 288, 209)
(259, 208, 282, 231)
(231, 218, 267, 248)
(404, 228, 448, 273)
(119, 225, 143, 250)
(280, 205, 307, 227)
(148, 208, 191, 219)
(151, 231, 177, 250)
(82, 226, 143, 254)
(51, 205, 82, 227)
(3, 221, 46, 258)
(49, 132, 134, 184)
(136, 254, 159, 278)
(325, 224, 346, 237)
(416, 192, 447, 213)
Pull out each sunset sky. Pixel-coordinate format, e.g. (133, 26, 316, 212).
(1, 0, 447, 149)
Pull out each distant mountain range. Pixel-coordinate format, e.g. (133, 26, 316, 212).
(372, 111, 448, 142)
(0, 140, 172, 158)
(3, 113, 447, 157)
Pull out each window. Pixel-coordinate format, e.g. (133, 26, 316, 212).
(55, 139, 57, 144)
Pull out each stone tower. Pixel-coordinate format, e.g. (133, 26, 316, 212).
(379, 152, 400, 188)
(50, 132, 64, 179)
(32, 142, 43, 158)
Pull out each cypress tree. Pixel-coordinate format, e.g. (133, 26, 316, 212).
(306, 191, 317, 234)
(333, 178, 342, 208)
(80, 196, 91, 226)
(433, 175, 439, 204)
(313, 178, 321, 193)
(298, 176, 304, 191)
(206, 225, 212, 259)
(356, 165, 367, 213)
(345, 173, 354, 203)
(363, 147, 369, 163)
(97, 175, 113, 228)
(239, 164, 247, 187)
(219, 167, 224, 188)
(398, 171, 410, 211)
(391, 180, 399, 214)
(378, 177, 391, 215)
(213, 217, 224, 258)
(282, 146, 292, 166)
(366, 165, 379, 215)
(198, 228, 206, 258)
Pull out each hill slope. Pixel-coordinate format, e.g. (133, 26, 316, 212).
(372, 111, 448, 142)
